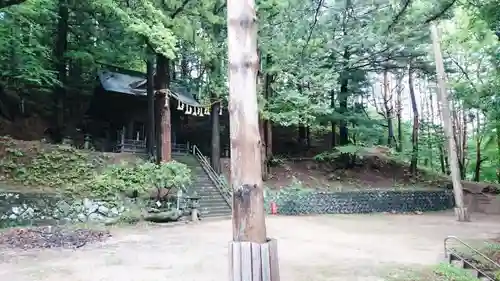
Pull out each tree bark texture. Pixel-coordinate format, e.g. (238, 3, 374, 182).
(155, 54, 171, 163)
(383, 70, 395, 147)
(53, 0, 68, 141)
(146, 55, 155, 159)
(395, 76, 403, 152)
(211, 99, 221, 173)
(431, 23, 468, 221)
(408, 65, 419, 175)
(227, 0, 267, 243)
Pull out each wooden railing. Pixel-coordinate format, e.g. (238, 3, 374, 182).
(172, 143, 190, 153)
(115, 139, 147, 154)
(192, 145, 232, 208)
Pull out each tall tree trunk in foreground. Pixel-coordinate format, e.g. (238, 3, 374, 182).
(227, 2, 280, 277)
(496, 116, 500, 183)
(227, 0, 266, 243)
(431, 23, 468, 222)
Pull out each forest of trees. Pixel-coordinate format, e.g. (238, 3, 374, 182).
(0, 0, 498, 183)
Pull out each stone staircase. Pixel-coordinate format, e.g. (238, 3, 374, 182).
(172, 152, 232, 219)
(444, 236, 499, 281)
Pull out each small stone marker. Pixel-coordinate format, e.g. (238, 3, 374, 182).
(191, 209, 199, 222)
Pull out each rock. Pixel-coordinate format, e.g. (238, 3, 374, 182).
(97, 206, 109, 215)
(77, 213, 87, 222)
(8, 214, 17, 220)
(83, 198, 98, 214)
(56, 200, 72, 215)
(110, 207, 120, 217)
(143, 209, 182, 223)
(104, 218, 119, 226)
(11, 206, 22, 215)
(20, 207, 35, 219)
(147, 208, 161, 213)
(414, 211, 423, 215)
(88, 213, 104, 222)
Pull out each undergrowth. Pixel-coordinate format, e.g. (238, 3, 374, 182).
(0, 136, 192, 202)
(387, 263, 481, 281)
(0, 137, 105, 187)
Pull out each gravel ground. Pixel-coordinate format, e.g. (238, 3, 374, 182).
(0, 211, 498, 281)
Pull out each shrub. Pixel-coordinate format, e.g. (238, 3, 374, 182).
(67, 160, 192, 201)
(0, 139, 105, 187)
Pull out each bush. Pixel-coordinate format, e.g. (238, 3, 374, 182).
(68, 161, 192, 201)
(0, 139, 105, 187)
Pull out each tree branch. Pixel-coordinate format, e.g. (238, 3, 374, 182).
(170, 0, 191, 19)
(423, 0, 458, 24)
(0, 0, 26, 9)
(301, 0, 325, 58)
(387, 0, 412, 31)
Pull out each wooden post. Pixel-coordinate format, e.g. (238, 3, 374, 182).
(227, 0, 280, 280)
(430, 23, 470, 222)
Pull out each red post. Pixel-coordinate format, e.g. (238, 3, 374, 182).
(270, 201, 278, 215)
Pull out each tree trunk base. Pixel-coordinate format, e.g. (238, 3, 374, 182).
(229, 239, 280, 281)
(454, 207, 470, 222)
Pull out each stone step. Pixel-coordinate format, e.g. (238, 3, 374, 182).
(203, 211, 232, 218)
(193, 185, 221, 190)
(200, 198, 227, 204)
(194, 181, 214, 186)
(199, 195, 226, 201)
(195, 190, 223, 196)
(200, 200, 230, 208)
(200, 207, 232, 217)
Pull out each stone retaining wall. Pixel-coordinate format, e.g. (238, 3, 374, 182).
(264, 189, 454, 215)
(0, 192, 127, 227)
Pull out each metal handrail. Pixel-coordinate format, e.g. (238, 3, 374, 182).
(191, 145, 232, 207)
(444, 236, 500, 269)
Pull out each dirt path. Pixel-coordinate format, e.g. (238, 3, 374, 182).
(0, 212, 499, 281)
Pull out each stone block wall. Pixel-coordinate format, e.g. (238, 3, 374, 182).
(0, 192, 127, 227)
(264, 189, 454, 215)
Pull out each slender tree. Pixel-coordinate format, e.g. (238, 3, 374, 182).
(431, 23, 469, 222)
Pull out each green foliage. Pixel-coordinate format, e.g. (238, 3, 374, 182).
(433, 263, 479, 281)
(68, 160, 192, 200)
(0, 140, 104, 187)
(314, 145, 368, 162)
(387, 263, 481, 281)
(0, 0, 498, 187)
(0, 137, 192, 202)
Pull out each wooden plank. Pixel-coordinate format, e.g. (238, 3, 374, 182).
(231, 242, 242, 281)
(251, 242, 262, 281)
(240, 242, 252, 281)
(230, 241, 279, 281)
(268, 239, 280, 281)
(260, 242, 271, 281)
(229, 242, 234, 281)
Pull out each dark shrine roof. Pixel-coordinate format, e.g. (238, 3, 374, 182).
(97, 69, 201, 107)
